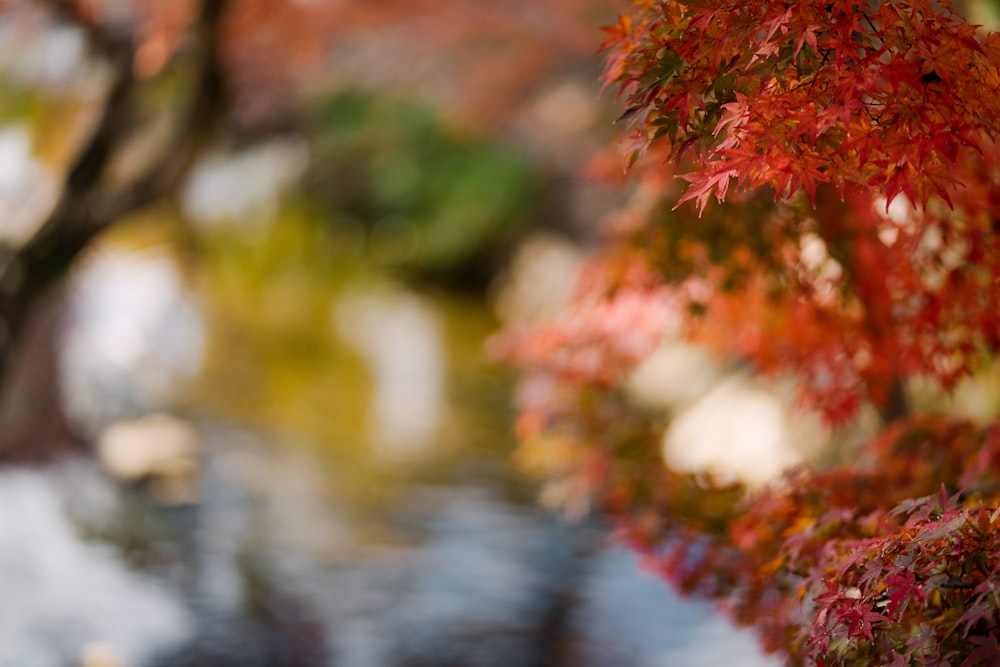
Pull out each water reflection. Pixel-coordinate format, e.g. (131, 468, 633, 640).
(0, 184, 784, 665)
(0, 431, 779, 667)
(0, 464, 192, 667)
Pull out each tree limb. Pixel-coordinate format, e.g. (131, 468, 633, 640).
(0, 0, 229, 385)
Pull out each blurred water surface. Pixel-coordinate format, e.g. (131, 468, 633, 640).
(0, 207, 783, 666)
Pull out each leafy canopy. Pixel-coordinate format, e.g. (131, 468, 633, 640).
(500, 1, 1000, 665)
(604, 0, 1000, 213)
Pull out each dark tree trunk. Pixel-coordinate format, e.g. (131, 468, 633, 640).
(0, 285, 82, 461)
(0, 0, 228, 462)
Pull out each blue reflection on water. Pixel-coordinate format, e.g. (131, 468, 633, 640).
(0, 428, 780, 667)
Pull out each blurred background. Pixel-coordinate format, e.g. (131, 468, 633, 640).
(0, 0, 887, 665)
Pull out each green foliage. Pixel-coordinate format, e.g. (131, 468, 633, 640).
(308, 90, 542, 281)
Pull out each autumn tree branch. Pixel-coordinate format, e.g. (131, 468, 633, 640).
(0, 0, 229, 410)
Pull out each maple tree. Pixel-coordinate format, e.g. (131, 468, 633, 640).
(499, 0, 1000, 664)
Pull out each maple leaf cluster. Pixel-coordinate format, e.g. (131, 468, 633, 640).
(499, 1, 1000, 664)
(606, 417, 1000, 664)
(603, 0, 1000, 212)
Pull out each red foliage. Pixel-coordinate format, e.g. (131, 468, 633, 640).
(311, 0, 617, 126)
(499, 1, 1000, 664)
(603, 0, 1000, 213)
(39, 0, 618, 132)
